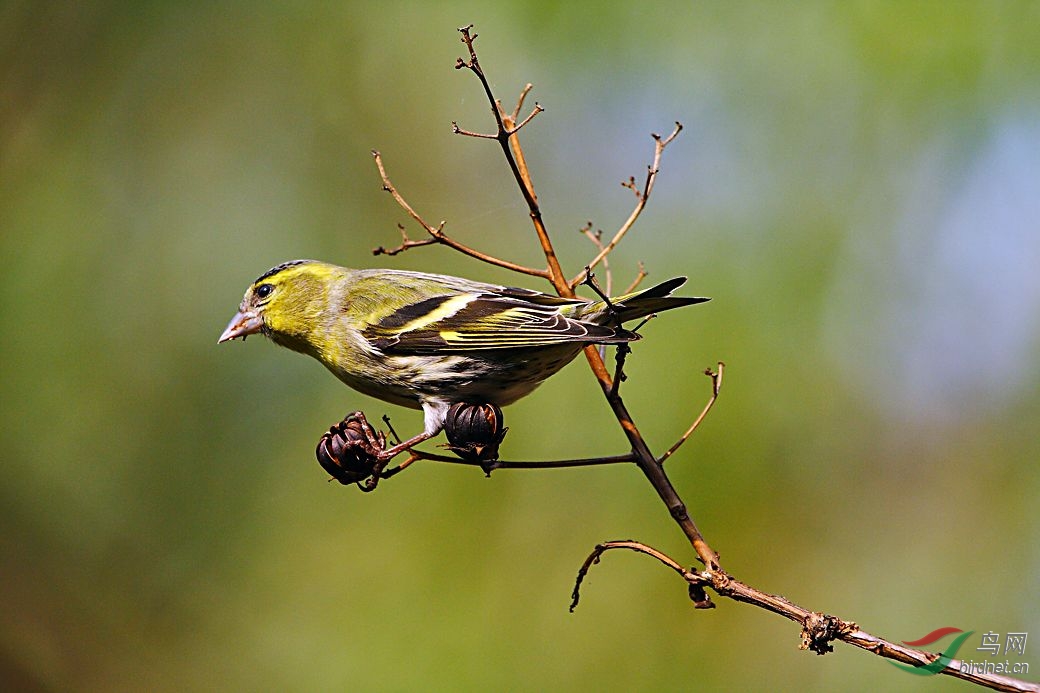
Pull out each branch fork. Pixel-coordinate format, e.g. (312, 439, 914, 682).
(345, 23, 1038, 693)
(570, 541, 1037, 692)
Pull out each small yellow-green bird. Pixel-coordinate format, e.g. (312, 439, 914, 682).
(219, 260, 707, 450)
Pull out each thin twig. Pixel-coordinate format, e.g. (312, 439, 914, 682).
(372, 223, 439, 256)
(581, 268, 621, 327)
(451, 122, 498, 140)
(499, 95, 544, 135)
(450, 100, 542, 141)
(371, 150, 549, 279)
(572, 541, 1040, 693)
(501, 84, 539, 203)
(378, 449, 636, 477)
(659, 363, 724, 463)
(623, 262, 648, 294)
(579, 222, 612, 296)
(579, 222, 613, 359)
(569, 122, 684, 288)
(455, 26, 568, 290)
(570, 540, 694, 612)
(374, 411, 636, 473)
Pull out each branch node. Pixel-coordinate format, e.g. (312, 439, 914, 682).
(609, 342, 631, 399)
(800, 612, 857, 656)
(688, 583, 716, 609)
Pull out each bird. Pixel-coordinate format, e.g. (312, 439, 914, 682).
(219, 259, 708, 456)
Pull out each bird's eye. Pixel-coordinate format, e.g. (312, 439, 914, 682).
(256, 284, 274, 299)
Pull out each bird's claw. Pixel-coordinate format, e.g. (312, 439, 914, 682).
(316, 411, 433, 491)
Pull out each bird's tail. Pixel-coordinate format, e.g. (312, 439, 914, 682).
(581, 277, 709, 324)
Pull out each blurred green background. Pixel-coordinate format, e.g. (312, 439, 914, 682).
(3, 2, 1038, 691)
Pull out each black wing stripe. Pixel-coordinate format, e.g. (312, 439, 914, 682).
(373, 295, 456, 330)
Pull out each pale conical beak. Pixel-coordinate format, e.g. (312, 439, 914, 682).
(218, 309, 263, 343)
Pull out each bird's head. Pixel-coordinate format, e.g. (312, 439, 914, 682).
(218, 259, 339, 354)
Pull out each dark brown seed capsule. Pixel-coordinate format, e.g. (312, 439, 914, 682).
(315, 412, 385, 484)
(443, 401, 507, 465)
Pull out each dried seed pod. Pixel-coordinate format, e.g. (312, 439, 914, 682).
(315, 412, 385, 484)
(443, 401, 507, 465)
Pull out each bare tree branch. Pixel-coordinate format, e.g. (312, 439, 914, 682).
(348, 25, 1040, 692)
(454, 26, 569, 291)
(573, 542, 1040, 693)
(371, 150, 549, 279)
(623, 261, 648, 294)
(659, 363, 724, 463)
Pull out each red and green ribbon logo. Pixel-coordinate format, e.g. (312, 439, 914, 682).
(890, 627, 974, 676)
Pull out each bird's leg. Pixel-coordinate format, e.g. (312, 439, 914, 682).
(376, 431, 434, 462)
(351, 412, 433, 491)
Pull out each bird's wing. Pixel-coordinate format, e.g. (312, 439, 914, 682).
(362, 292, 636, 354)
